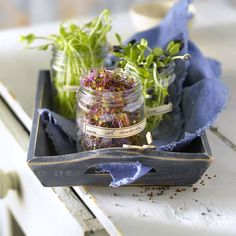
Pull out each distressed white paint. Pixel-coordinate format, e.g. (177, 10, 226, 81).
(75, 131, 236, 236)
(0, 81, 32, 131)
(190, 23, 236, 144)
(0, 119, 84, 236)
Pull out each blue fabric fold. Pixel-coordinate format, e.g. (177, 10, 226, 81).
(38, 0, 227, 187)
(99, 162, 151, 187)
(39, 108, 77, 155)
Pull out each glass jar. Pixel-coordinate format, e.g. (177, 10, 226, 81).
(50, 48, 106, 119)
(76, 69, 146, 151)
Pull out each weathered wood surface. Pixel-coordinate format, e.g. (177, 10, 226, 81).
(0, 102, 84, 236)
(0, 98, 108, 236)
(72, 22, 236, 236)
(74, 131, 236, 236)
(190, 23, 236, 146)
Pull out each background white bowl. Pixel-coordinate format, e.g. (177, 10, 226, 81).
(129, 0, 195, 32)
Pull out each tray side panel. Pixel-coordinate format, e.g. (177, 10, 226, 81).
(29, 157, 210, 186)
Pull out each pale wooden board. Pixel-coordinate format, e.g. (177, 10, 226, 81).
(74, 131, 236, 236)
(0, 98, 108, 236)
(73, 22, 236, 236)
(190, 23, 236, 145)
(0, 120, 85, 236)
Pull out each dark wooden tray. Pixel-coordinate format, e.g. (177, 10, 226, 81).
(27, 71, 212, 187)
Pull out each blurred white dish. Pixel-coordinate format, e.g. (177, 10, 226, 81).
(129, 0, 195, 32)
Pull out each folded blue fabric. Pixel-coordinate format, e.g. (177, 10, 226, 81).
(99, 162, 151, 187)
(39, 108, 77, 155)
(38, 0, 227, 187)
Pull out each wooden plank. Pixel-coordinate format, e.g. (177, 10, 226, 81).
(0, 99, 108, 236)
(0, 120, 84, 236)
(0, 205, 12, 236)
(0, 81, 32, 131)
(74, 131, 236, 236)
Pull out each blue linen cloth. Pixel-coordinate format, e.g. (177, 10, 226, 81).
(39, 0, 227, 187)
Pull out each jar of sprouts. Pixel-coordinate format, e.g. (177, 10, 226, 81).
(50, 48, 106, 119)
(76, 68, 146, 151)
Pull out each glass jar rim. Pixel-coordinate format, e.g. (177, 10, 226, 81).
(78, 68, 142, 99)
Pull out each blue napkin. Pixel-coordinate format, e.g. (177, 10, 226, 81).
(39, 108, 77, 154)
(39, 0, 227, 187)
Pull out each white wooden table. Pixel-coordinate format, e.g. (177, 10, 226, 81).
(1, 2, 236, 235)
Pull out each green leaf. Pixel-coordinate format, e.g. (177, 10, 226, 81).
(137, 44, 146, 51)
(166, 41, 175, 51)
(168, 43, 181, 56)
(140, 38, 148, 47)
(153, 47, 164, 56)
(145, 54, 154, 67)
(115, 33, 122, 44)
(119, 60, 127, 68)
(20, 34, 35, 44)
(69, 24, 77, 32)
(113, 51, 124, 58)
(37, 44, 50, 50)
(59, 25, 67, 37)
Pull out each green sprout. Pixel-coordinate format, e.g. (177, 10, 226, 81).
(112, 37, 186, 131)
(20, 9, 112, 119)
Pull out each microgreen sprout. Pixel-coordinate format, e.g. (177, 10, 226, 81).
(112, 36, 189, 131)
(20, 9, 112, 118)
